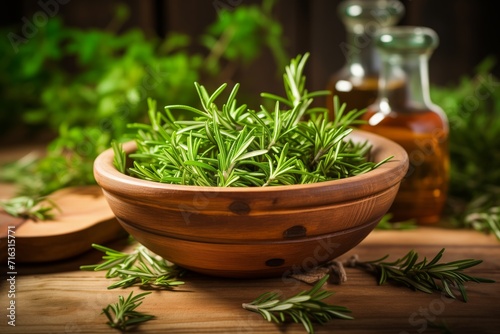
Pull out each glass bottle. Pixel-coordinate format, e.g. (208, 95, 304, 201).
(359, 26, 449, 225)
(326, 0, 405, 117)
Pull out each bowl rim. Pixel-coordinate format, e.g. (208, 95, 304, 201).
(94, 129, 408, 201)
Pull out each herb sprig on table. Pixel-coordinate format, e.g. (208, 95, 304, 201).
(0, 195, 58, 221)
(345, 248, 495, 302)
(102, 291, 155, 331)
(116, 53, 391, 187)
(83, 243, 493, 332)
(80, 244, 185, 290)
(242, 275, 353, 334)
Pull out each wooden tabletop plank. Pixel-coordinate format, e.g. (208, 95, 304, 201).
(1, 227, 499, 334)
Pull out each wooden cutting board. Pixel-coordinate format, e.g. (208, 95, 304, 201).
(0, 185, 126, 263)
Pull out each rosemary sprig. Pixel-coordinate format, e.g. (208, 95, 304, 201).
(0, 195, 58, 221)
(80, 243, 185, 290)
(347, 248, 495, 302)
(102, 291, 155, 331)
(464, 205, 500, 241)
(242, 275, 352, 334)
(111, 140, 127, 174)
(122, 53, 390, 187)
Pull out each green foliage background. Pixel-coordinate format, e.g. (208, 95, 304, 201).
(0, 1, 286, 196)
(430, 58, 500, 238)
(0, 1, 498, 237)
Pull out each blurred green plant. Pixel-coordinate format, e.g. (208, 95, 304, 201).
(202, 0, 287, 77)
(0, 0, 287, 198)
(430, 57, 500, 240)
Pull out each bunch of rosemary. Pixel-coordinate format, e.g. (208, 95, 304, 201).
(115, 53, 390, 186)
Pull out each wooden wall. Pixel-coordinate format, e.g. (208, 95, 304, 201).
(3, 0, 499, 95)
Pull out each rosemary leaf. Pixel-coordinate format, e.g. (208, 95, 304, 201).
(111, 140, 126, 174)
(102, 291, 155, 331)
(348, 248, 495, 302)
(80, 244, 185, 290)
(0, 195, 58, 221)
(242, 275, 353, 334)
(123, 53, 391, 187)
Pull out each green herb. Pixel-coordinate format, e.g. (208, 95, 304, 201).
(123, 53, 391, 187)
(346, 248, 495, 302)
(0, 0, 287, 205)
(375, 213, 417, 230)
(0, 196, 58, 221)
(202, 0, 288, 75)
(431, 57, 500, 239)
(102, 291, 155, 331)
(112, 140, 127, 174)
(83, 243, 493, 332)
(80, 243, 185, 290)
(242, 275, 352, 334)
(464, 206, 500, 241)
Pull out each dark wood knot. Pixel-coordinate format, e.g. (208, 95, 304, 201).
(228, 201, 251, 215)
(283, 225, 307, 239)
(265, 258, 285, 267)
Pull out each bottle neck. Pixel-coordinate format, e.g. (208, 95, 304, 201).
(378, 52, 434, 111)
(342, 29, 380, 78)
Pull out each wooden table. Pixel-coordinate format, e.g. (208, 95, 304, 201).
(1, 226, 499, 334)
(1, 147, 499, 333)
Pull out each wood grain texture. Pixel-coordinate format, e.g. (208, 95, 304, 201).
(0, 227, 498, 334)
(0, 186, 126, 263)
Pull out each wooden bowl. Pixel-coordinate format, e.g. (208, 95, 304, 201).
(94, 130, 408, 278)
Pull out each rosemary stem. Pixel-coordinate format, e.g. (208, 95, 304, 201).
(241, 303, 259, 312)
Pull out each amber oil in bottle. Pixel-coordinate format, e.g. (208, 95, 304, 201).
(359, 27, 449, 224)
(326, 0, 405, 116)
